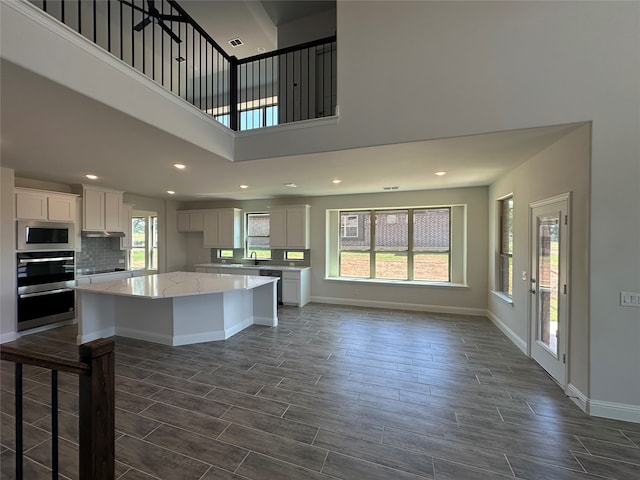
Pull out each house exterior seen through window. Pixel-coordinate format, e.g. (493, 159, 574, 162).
(338, 208, 450, 281)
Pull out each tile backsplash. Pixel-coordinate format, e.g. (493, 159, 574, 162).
(209, 249, 311, 267)
(76, 237, 125, 272)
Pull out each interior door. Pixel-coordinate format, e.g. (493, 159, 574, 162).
(529, 194, 570, 387)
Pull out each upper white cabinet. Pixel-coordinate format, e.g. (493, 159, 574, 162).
(82, 185, 124, 232)
(269, 205, 310, 249)
(15, 188, 77, 222)
(203, 208, 241, 248)
(177, 210, 205, 232)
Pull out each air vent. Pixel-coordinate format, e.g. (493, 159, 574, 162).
(383, 186, 399, 191)
(228, 38, 243, 47)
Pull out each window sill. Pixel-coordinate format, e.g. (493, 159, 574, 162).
(491, 290, 514, 305)
(324, 277, 468, 289)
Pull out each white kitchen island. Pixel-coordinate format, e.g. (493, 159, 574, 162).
(74, 271, 278, 346)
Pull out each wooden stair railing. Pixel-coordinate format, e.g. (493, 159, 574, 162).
(1, 338, 115, 480)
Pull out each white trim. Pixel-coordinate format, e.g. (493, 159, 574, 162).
(0, 332, 18, 344)
(77, 326, 115, 345)
(567, 383, 589, 413)
(589, 399, 640, 424)
(324, 277, 468, 289)
(309, 296, 486, 316)
(224, 318, 254, 337)
(486, 310, 527, 354)
(235, 115, 339, 138)
(491, 290, 514, 305)
(253, 315, 278, 327)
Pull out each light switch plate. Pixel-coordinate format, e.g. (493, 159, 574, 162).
(620, 292, 640, 307)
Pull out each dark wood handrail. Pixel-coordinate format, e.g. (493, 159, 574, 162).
(1, 344, 89, 374)
(1, 338, 115, 480)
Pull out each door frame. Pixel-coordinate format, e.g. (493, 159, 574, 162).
(528, 192, 571, 390)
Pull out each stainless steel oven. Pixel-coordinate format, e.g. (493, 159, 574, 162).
(17, 220, 75, 251)
(17, 251, 75, 331)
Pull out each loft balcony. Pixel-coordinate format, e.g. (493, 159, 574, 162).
(27, 0, 337, 132)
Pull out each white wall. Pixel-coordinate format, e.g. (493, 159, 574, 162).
(0, 168, 17, 342)
(277, 8, 336, 48)
(238, 0, 640, 414)
(488, 124, 591, 396)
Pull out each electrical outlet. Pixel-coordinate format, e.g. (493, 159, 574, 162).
(620, 292, 640, 307)
(522, 271, 527, 281)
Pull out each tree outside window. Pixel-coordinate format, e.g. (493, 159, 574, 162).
(130, 213, 158, 270)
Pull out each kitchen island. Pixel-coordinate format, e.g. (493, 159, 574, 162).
(74, 271, 278, 346)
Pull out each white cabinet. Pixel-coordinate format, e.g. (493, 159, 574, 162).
(282, 269, 310, 307)
(177, 210, 204, 232)
(82, 185, 124, 232)
(15, 188, 77, 222)
(120, 203, 134, 249)
(269, 205, 310, 249)
(203, 209, 241, 248)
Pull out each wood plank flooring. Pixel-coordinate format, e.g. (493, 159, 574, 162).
(1, 304, 639, 479)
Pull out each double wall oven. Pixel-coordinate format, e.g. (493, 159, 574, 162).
(16, 221, 76, 332)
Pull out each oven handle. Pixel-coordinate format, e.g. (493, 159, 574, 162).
(19, 257, 75, 263)
(19, 288, 74, 299)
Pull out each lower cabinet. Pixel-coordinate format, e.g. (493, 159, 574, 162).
(194, 265, 310, 307)
(282, 270, 310, 307)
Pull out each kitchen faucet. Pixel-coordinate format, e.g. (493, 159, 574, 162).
(249, 251, 258, 265)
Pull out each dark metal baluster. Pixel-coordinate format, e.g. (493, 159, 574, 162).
(15, 363, 23, 480)
(307, 47, 310, 120)
(119, 0, 123, 60)
(151, 0, 155, 80)
(199, 33, 202, 110)
(107, 0, 111, 53)
(192, 26, 195, 105)
(331, 41, 335, 115)
(92, 0, 96, 43)
(131, 0, 134, 69)
(42, 0, 47, 13)
(77, 0, 81, 35)
(142, 0, 146, 75)
(51, 370, 59, 479)
(61, 0, 65, 23)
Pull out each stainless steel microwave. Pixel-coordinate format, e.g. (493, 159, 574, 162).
(17, 220, 75, 251)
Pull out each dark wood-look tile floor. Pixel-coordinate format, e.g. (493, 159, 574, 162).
(2, 304, 639, 479)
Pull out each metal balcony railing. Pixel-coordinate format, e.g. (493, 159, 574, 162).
(28, 0, 337, 131)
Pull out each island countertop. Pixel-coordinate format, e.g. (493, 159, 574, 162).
(74, 271, 278, 300)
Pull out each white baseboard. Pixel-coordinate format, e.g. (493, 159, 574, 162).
(567, 383, 589, 413)
(589, 398, 640, 423)
(0, 331, 18, 344)
(78, 327, 115, 345)
(486, 310, 527, 354)
(309, 296, 487, 317)
(253, 315, 278, 327)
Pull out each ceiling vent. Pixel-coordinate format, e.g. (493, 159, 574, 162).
(228, 38, 243, 47)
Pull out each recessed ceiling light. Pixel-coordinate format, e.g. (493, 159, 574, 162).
(85, 174, 98, 180)
(435, 171, 447, 176)
(284, 182, 297, 188)
(240, 185, 249, 189)
(167, 190, 175, 195)
(257, 47, 266, 53)
(174, 163, 186, 170)
(332, 179, 342, 184)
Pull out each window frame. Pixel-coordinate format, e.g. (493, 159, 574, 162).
(498, 195, 514, 298)
(129, 211, 158, 271)
(245, 212, 271, 259)
(336, 207, 452, 282)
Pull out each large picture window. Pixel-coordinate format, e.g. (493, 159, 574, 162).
(338, 208, 451, 282)
(499, 196, 514, 297)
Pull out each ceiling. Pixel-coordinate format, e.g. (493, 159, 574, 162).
(0, 1, 579, 203)
(179, 0, 336, 59)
